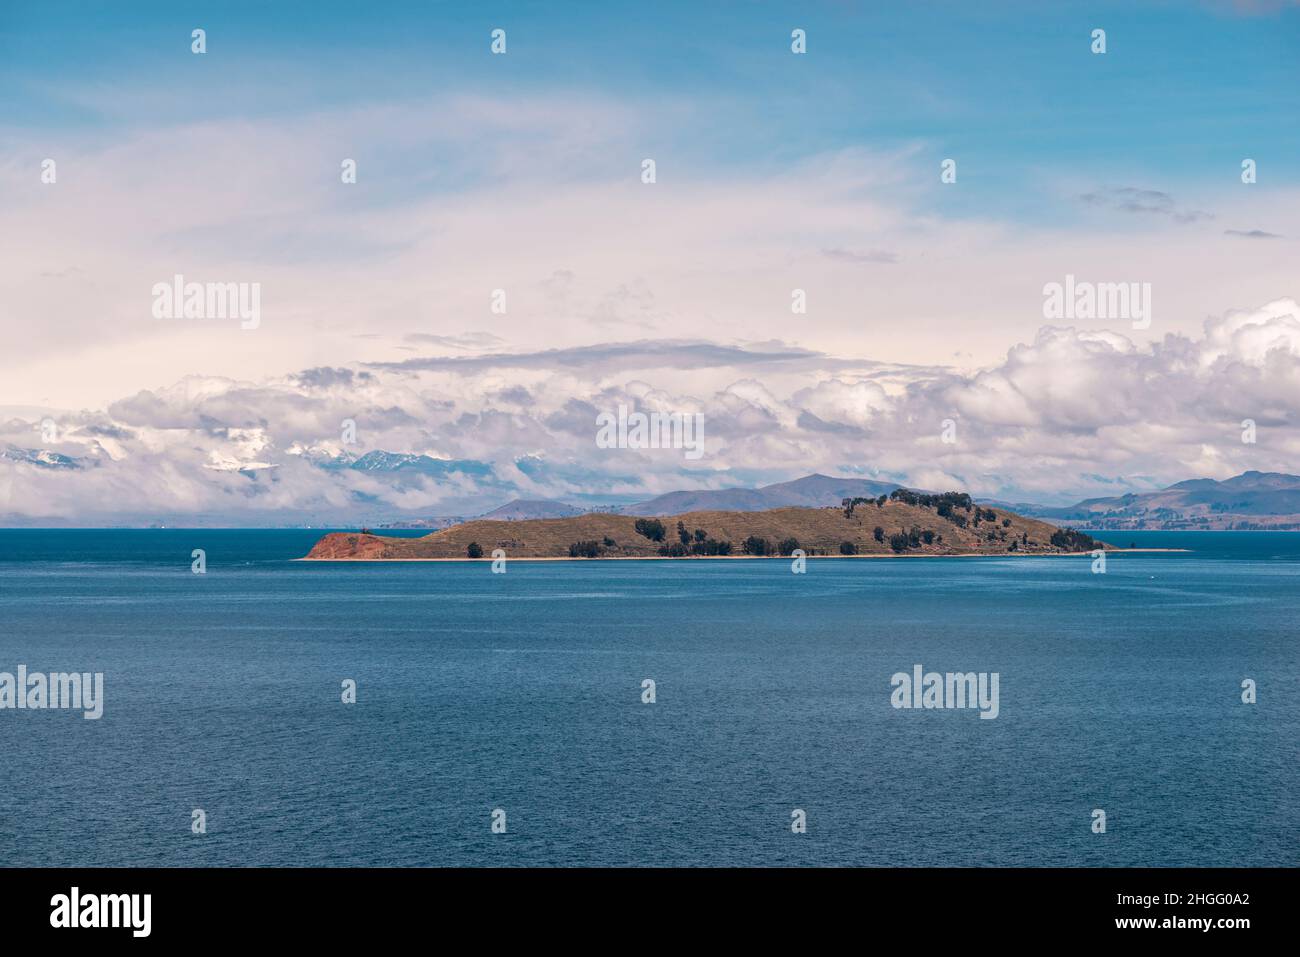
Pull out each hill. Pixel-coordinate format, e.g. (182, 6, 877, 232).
(1025, 471, 1300, 530)
(478, 499, 585, 520)
(306, 490, 1106, 560)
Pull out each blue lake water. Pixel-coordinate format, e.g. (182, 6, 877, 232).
(0, 529, 1296, 866)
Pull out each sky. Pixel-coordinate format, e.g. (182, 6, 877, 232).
(1, 1, 1299, 524)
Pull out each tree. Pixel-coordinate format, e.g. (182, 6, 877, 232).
(634, 518, 666, 541)
(873, 526, 885, 542)
(742, 535, 771, 556)
(888, 532, 910, 553)
(677, 521, 690, 546)
(842, 496, 873, 518)
(602, 537, 617, 547)
(466, 542, 483, 559)
(840, 541, 857, 555)
(921, 530, 934, 545)
(568, 540, 602, 558)
(777, 537, 800, 556)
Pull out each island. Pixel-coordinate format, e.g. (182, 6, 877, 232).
(304, 490, 1110, 560)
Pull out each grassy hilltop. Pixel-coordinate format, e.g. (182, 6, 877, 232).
(306, 490, 1106, 560)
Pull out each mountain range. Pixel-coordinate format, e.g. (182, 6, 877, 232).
(6, 434, 1300, 529)
(1016, 471, 1300, 530)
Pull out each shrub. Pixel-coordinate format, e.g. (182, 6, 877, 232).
(602, 537, 617, 547)
(1050, 528, 1097, 551)
(634, 518, 666, 541)
(466, 542, 483, 559)
(840, 541, 857, 555)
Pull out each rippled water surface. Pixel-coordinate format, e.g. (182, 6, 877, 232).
(0, 529, 1296, 866)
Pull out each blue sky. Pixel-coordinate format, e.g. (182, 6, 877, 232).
(5, 0, 1297, 222)
(2, 2, 1299, 521)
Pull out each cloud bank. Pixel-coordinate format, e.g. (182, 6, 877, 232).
(3, 298, 1298, 524)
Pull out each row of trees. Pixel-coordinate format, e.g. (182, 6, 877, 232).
(894, 489, 974, 512)
(659, 539, 733, 556)
(887, 526, 938, 552)
(739, 536, 804, 556)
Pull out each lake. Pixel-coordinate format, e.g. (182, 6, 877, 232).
(0, 529, 1295, 866)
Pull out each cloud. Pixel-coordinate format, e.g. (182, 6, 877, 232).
(821, 247, 899, 265)
(292, 367, 373, 390)
(5, 299, 1300, 523)
(1224, 228, 1283, 239)
(403, 332, 507, 351)
(1079, 187, 1213, 223)
(5, 87, 1299, 420)
(367, 340, 827, 374)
